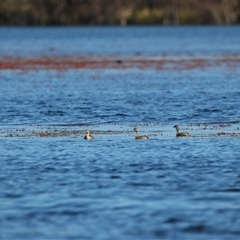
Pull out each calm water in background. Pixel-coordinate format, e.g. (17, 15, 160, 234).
(1, 26, 240, 57)
(0, 27, 240, 240)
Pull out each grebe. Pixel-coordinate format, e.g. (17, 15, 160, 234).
(84, 130, 93, 140)
(173, 125, 190, 137)
(133, 128, 149, 140)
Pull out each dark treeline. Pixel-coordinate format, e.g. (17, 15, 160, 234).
(0, 0, 240, 26)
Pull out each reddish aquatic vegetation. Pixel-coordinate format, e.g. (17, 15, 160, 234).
(0, 55, 239, 71)
(38, 131, 51, 137)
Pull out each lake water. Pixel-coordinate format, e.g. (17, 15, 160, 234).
(0, 26, 240, 240)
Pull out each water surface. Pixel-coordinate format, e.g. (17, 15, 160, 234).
(0, 26, 240, 240)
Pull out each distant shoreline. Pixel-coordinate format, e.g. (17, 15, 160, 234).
(0, 1, 239, 26)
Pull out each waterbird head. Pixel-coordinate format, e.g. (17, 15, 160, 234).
(173, 125, 180, 130)
(133, 127, 138, 133)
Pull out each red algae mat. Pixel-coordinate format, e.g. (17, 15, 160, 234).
(1, 55, 240, 71)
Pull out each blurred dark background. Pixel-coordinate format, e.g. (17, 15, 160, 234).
(0, 0, 239, 26)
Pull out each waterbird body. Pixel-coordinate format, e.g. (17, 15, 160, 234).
(84, 130, 93, 140)
(134, 127, 149, 140)
(173, 125, 191, 137)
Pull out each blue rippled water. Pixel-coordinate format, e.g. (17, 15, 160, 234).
(1, 68, 239, 125)
(0, 27, 240, 240)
